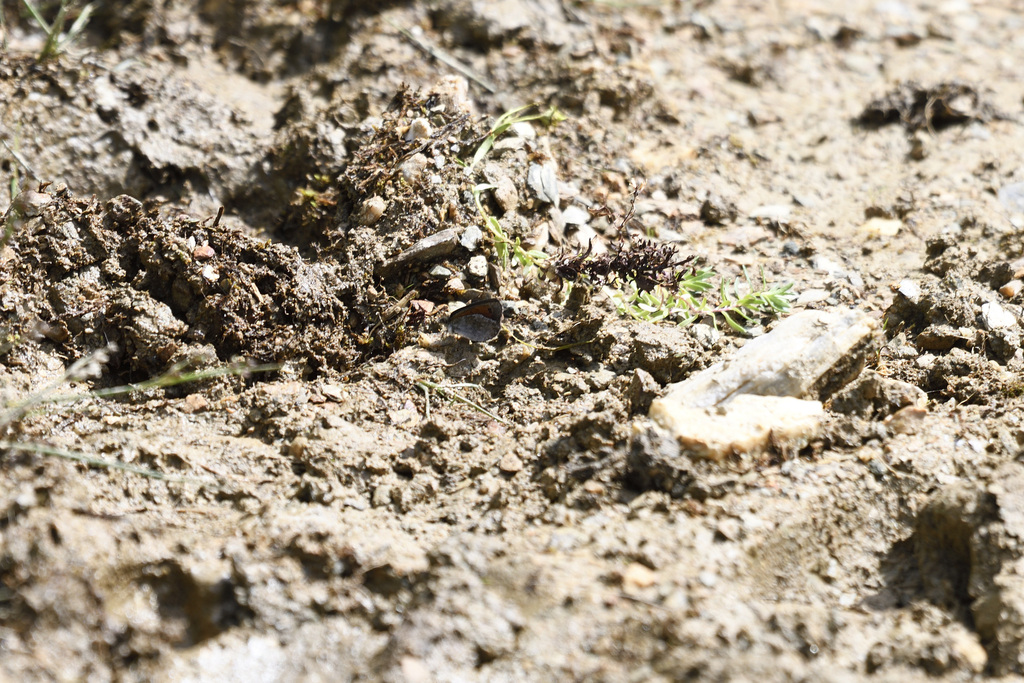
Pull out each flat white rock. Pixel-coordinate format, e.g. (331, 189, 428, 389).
(649, 308, 879, 459)
(650, 395, 823, 461)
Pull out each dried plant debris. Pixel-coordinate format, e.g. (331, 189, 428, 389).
(278, 84, 492, 335)
(552, 237, 695, 293)
(550, 185, 792, 331)
(857, 81, 1002, 132)
(551, 184, 693, 291)
(281, 82, 480, 252)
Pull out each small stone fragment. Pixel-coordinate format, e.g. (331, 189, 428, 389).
(371, 486, 393, 508)
(981, 302, 1017, 330)
(321, 384, 344, 402)
(651, 394, 824, 461)
(404, 117, 432, 141)
(527, 162, 559, 204)
(689, 323, 720, 350)
(951, 631, 988, 674)
(627, 423, 685, 494)
(510, 121, 536, 139)
(7, 189, 52, 218)
(648, 309, 877, 459)
(908, 131, 928, 159)
(460, 225, 483, 251)
(698, 571, 718, 588)
(400, 153, 430, 183)
(1000, 280, 1023, 298)
(355, 196, 387, 226)
(627, 368, 660, 415)
(699, 194, 737, 225)
(466, 255, 489, 282)
(897, 279, 922, 303)
(492, 176, 519, 213)
(749, 204, 791, 222)
(916, 324, 969, 350)
(379, 229, 460, 275)
(192, 245, 216, 261)
(796, 289, 830, 305)
(829, 370, 926, 418)
(655, 309, 880, 410)
(884, 405, 928, 435)
(998, 182, 1024, 213)
(861, 217, 902, 237)
(561, 205, 590, 226)
(432, 75, 472, 115)
(622, 563, 657, 589)
(182, 393, 209, 414)
(498, 452, 523, 474)
(410, 300, 435, 316)
(989, 327, 1022, 362)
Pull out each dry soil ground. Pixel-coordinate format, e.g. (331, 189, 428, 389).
(3, 1, 1024, 681)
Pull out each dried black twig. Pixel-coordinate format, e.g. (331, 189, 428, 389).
(551, 182, 695, 292)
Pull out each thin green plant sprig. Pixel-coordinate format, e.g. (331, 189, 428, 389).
(0, 353, 279, 431)
(21, 0, 94, 61)
(1, 348, 278, 485)
(465, 104, 566, 173)
(416, 379, 510, 426)
(611, 265, 794, 333)
(472, 183, 546, 273)
(549, 181, 794, 333)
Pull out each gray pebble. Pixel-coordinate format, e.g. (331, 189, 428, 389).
(461, 225, 483, 251)
(527, 162, 559, 204)
(998, 182, 1024, 213)
(493, 176, 519, 213)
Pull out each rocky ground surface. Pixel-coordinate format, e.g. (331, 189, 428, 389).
(3, 0, 1024, 680)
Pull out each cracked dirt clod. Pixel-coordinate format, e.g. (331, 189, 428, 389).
(2, 188, 356, 373)
(857, 80, 1000, 132)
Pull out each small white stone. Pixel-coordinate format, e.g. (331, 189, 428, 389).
(650, 394, 824, 460)
(981, 302, 1017, 330)
(510, 121, 536, 139)
(527, 162, 559, 204)
(811, 255, 845, 277)
(399, 153, 429, 183)
(796, 288, 830, 304)
(897, 279, 921, 303)
(749, 204, 791, 221)
(562, 205, 590, 225)
(861, 217, 902, 237)
(355, 196, 387, 226)
(405, 117, 432, 142)
(466, 255, 488, 281)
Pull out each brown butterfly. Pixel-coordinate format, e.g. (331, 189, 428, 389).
(447, 298, 503, 342)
